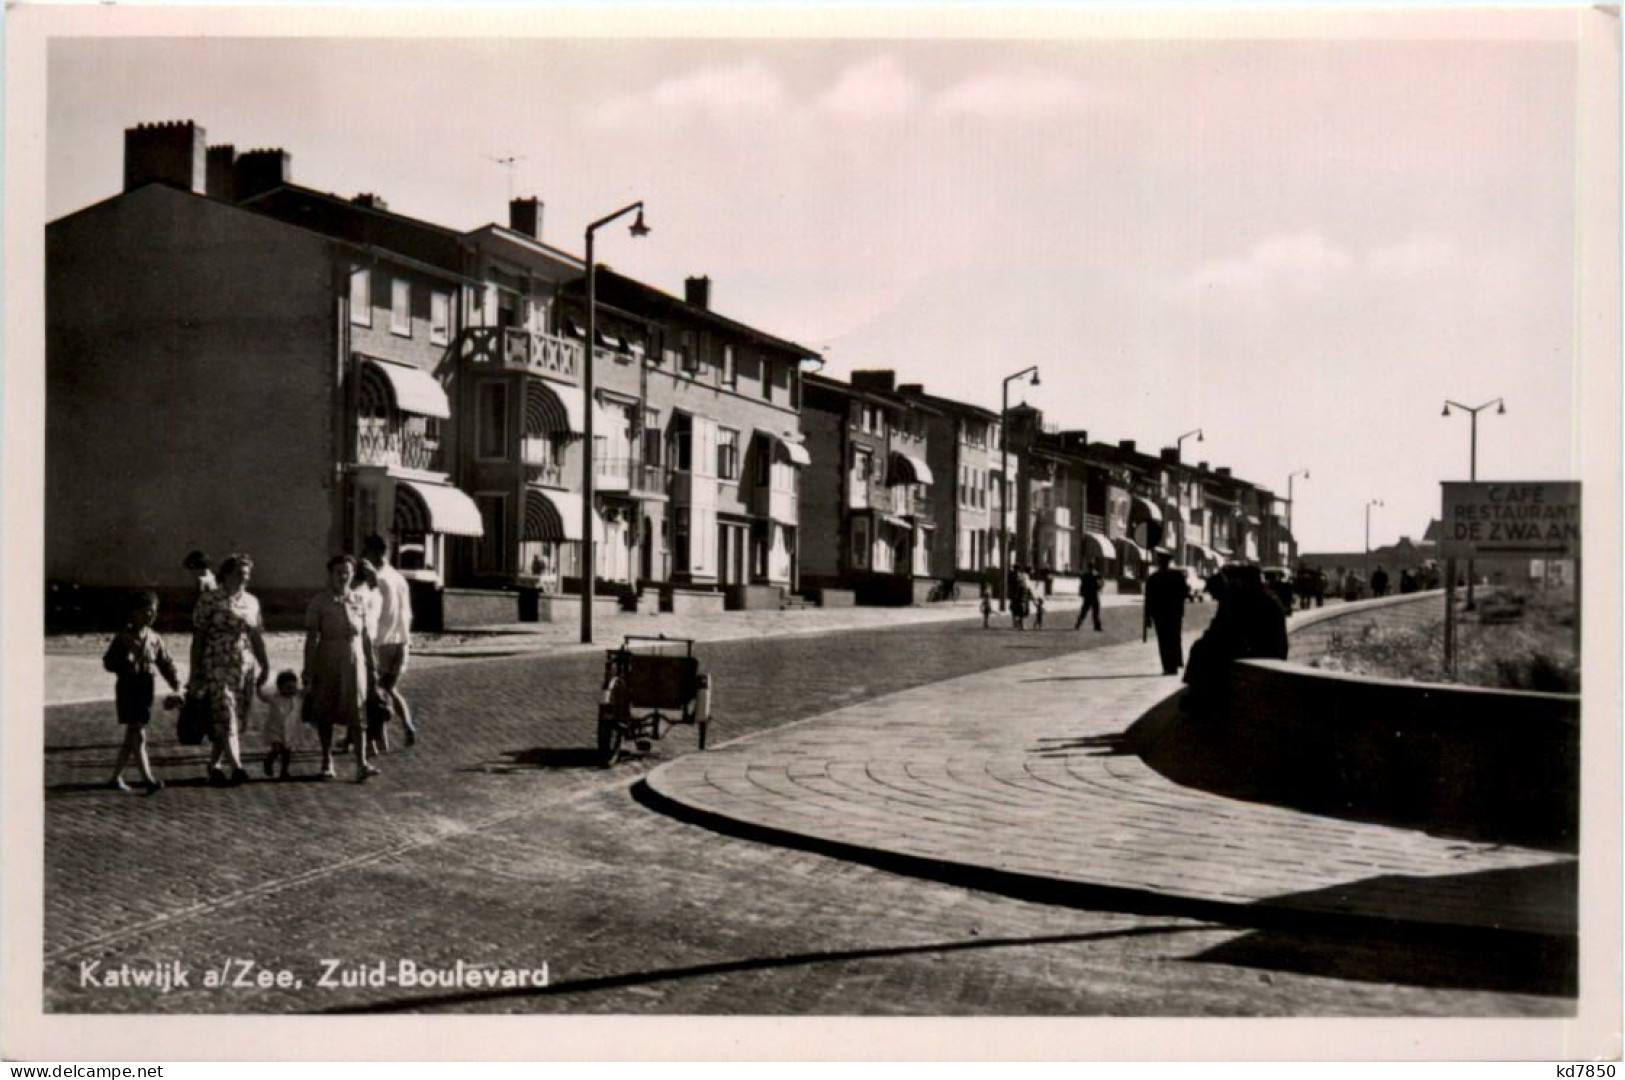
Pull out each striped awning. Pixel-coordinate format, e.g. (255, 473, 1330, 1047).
(1117, 538, 1147, 565)
(761, 431, 811, 467)
(1131, 495, 1163, 522)
(888, 450, 933, 486)
(1185, 543, 1216, 566)
(1083, 533, 1117, 561)
(395, 480, 483, 537)
(360, 355, 451, 419)
(525, 379, 584, 438)
(525, 488, 584, 542)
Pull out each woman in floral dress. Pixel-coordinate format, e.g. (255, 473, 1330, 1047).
(303, 555, 378, 782)
(189, 554, 269, 785)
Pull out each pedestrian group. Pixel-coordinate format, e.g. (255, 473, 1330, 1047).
(104, 536, 416, 791)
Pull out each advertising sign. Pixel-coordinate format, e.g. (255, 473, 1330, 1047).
(1439, 481, 1581, 558)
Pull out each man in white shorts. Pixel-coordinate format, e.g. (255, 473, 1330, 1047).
(362, 534, 416, 746)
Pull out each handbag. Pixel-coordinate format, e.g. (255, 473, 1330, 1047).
(176, 692, 209, 746)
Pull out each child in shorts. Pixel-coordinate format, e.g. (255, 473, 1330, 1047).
(256, 670, 302, 779)
(980, 586, 992, 629)
(103, 590, 182, 793)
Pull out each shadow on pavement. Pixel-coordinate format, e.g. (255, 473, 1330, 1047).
(462, 747, 616, 772)
(1031, 733, 1134, 757)
(1124, 692, 1573, 852)
(1021, 673, 1163, 683)
(320, 923, 1210, 1013)
(1193, 863, 1579, 997)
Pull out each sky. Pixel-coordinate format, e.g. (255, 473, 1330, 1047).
(43, 12, 1600, 553)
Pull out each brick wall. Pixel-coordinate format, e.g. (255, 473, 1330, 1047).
(47, 185, 337, 602)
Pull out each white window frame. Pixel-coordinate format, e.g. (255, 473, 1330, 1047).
(349, 266, 372, 327)
(430, 290, 451, 345)
(717, 427, 740, 481)
(391, 277, 412, 337)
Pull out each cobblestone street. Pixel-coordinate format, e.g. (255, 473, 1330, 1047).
(42, 605, 1570, 1017)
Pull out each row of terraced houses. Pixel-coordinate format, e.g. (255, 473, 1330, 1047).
(46, 120, 1294, 629)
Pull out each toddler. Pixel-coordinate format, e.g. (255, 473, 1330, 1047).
(103, 591, 182, 793)
(256, 670, 303, 779)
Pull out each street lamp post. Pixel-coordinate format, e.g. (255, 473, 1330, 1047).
(998, 366, 1040, 612)
(1442, 397, 1506, 610)
(1175, 428, 1204, 460)
(581, 200, 650, 644)
(1286, 469, 1310, 559)
(1364, 498, 1384, 584)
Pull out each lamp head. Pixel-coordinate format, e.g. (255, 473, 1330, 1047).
(1441, 404, 1451, 417)
(629, 207, 650, 238)
(1030, 370, 1041, 387)
(1497, 400, 1506, 415)
(1197, 429, 1204, 443)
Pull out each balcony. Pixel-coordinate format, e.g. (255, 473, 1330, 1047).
(520, 438, 566, 487)
(356, 420, 443, 473)
(1080, 512, 1106, 534)
(457, 326, 582, 383)
(595, 456, 666, 498)
(1038, 506, 1072, 530)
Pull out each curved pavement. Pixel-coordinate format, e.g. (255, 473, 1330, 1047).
(645, 627, 1576, 938)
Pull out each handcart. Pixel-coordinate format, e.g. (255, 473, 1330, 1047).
(597, 635, 713, 766)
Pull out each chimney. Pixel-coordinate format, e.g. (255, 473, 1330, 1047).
(351, 193, 389, 211)
(205, 145, 236, 201)
(1160, 447, 1179, 464)
(1216, 467, 1232, 478)
(123, 120, 208, 194)
(232, 148, 291, 202)
(509, 196, 542, 239)
(1198, 461, 1209, 472)
(850, 370, 897, 393)
(1118, 440, 1136, 454)
(685, 275, 711, 310)
(1060, 430, 1089, 451)
(898, 383, 924, 395)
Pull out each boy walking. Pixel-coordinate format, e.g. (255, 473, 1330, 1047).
(103, 591, 182, 793)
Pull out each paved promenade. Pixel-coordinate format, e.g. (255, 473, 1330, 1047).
(644, 625, 1576, 939)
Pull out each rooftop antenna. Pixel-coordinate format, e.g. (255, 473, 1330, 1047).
(484, 154, 527, 202)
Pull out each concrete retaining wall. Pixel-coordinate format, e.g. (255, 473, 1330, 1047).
(1208, 591, 1578, 849)
(725, 584, 784, 611)
(663, 588, 726, 616)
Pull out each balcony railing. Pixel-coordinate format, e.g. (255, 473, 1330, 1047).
(457, 326, 582, 382)
(1038, 506, 1072, 530)
(357, 421, 443, 472)
(1080, 512, 1106, 534)
(597, 456, 666, 497)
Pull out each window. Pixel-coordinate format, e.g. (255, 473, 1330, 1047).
(349, 266, 371, 327)
(643, 409, 662, 468)
(477, 382, 508, 460)
(717, 428, 740, 481)
(430, 290, 451, 345)
(761, 360, 774, 402)
(722, 344, 737, 387)
(390, 278, 412, 337)
(475, 495, 507, 574)
(851, 517, 870, 570)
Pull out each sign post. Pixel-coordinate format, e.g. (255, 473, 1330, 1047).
(1438, 481, 1582, 678)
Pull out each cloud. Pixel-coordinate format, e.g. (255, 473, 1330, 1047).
(1177, 232, 1354, 296)
(817, 55, 920, 119)
(588, 61, 786, 129)
(1364, 234, 1463, 278)
(933, 70, 1103, 120)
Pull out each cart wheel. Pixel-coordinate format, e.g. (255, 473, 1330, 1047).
(597, 679, 626, 767)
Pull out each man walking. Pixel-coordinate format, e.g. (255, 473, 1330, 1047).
(1074, 564, 1103, 631)
(1144, 552, 1188, 675)
(363, 534, 417, 746)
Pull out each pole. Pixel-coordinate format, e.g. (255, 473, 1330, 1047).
(998, 381, 1009, 613)
(581, 229, 596, 644)
(1466, 410, 1478, 611)
(1364, 502, 1371, 583)
(1443, 556, 1457, 676)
